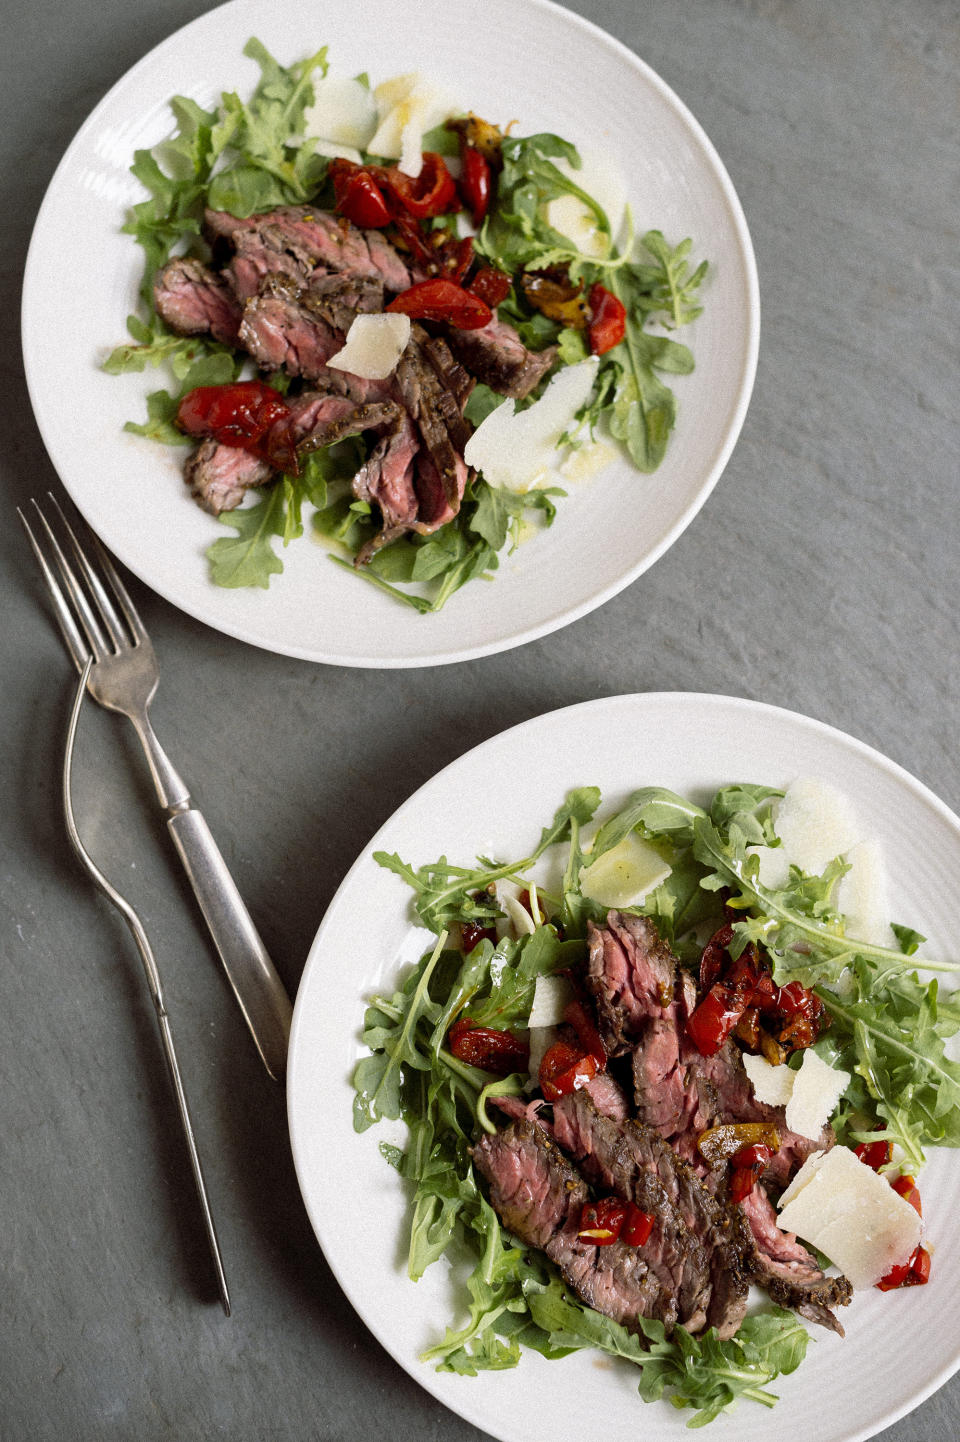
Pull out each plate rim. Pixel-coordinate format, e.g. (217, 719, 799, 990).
(20, 0, 760, 668)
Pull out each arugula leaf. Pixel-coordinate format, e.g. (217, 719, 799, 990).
(821, 963, 960, 1167)
(692, 814, 960, 983)
(205, 484, 290, 588)
(206, 39, 329, 214)
(524, 1275, 810, 1426)
(375, 788, 600, 935)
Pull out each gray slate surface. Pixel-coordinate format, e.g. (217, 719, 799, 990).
(2, 1, 958, 1438)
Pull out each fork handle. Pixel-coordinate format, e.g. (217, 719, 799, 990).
(166, 806, 292, 1081)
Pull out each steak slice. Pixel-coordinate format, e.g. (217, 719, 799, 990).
(153, 257, 242, 346)
(588, 913, 827, 1181)
(224, 222, 318, 300)
(205, 205, 411, 292)
(396, 325, 472, 511)
(472, 1119, 667, 1333)
(586, 912, 690, 1058)
(551, 1090, 749, 1339)
(739, 1184, 852, 1334)
(443, 315, 557, 398)
(184, 439, 272, 515)
(352, 408, 420, 553)
(303, 271, 385, 333)
(238, 278, 343, 379)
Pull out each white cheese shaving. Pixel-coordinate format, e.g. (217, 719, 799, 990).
(579, 833, 671, 909)
(493, 880, 536, 938)
(544, 194, 608, 259)
(302, 74, 378, 151)
(742, 1051, 795, 1108)
(463, 359, 599, 491)
(784, 1050, 850, 1140)
(776, 1145, 922, 1289)
(311, 138, 364, 165)
(742, 1049, 849, 1139)
(772, 778, 860, 876)
(835, 839, 898, 948)
(326, 313, 411, 379)
(527, 973, 575, 1030)
(367, 72, 457, 177)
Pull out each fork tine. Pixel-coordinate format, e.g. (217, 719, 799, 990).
(17, 504, 91, 670)
(45, 495, 132, 653)
(55, 495, 148, 647)
(25, 498, 112, 659)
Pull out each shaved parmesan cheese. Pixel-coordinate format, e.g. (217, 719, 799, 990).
(463, 359, 599, 491)
(743, 1049, 849, 1139)
(579, 833, 671, 909)
(312, 138, 364, 165)
(784, 1050, 850, 1140)
(544, 194, 607, 259)
(302, 74, 377, 151)
(527, 973, 575, 1030)
(772, 778, 860, 876)
(742, 1051, 796, 1108)
(494, 880, 536, 938)
(777, 1145, 922, 1289)
(836, 839, 897, 948)
(368, 72, 457, 177)
(746, 843, 791, 890)
(327, 313, 411, 379)
(551, 152, 627, 249)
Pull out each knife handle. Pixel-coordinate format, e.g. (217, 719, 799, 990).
(167, 805, 292, 1081)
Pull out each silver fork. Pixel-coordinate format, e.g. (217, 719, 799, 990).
(19, 494, 293, 1081)
(64, 657, 231, 1316)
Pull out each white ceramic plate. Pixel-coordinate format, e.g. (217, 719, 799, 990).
(288, 692, 960, 1441)
(22, 0, 758, 667)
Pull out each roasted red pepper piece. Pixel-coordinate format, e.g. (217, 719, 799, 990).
(538, 1040, 597, 1101)
(563, 999, 607, 1070)
(855, 1137, 893, 1171)
(700, 923, 734, 989)
(387, 152, 460, 218)
(588, 282, 627, 355)
(469, 266, 511, 308)
(176, 380, 290, 450)
(577, 1197, 626, 1245)
(460, 920, 497, 952)
(877, 1244, 931, 1291)
(447, 1018, 529, 1075)
(687, 952, 760, 1057)
(892, 1174, 923, 1216)
(460, 145, 492, 225)
(386, 277, 493, 330)
(621, 1202, 655, 1247)
(328, 158, 392, 228)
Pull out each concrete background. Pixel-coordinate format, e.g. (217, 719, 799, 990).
(2, 1, 958, 1437)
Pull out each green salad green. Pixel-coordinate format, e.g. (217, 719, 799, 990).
(105, 39, 707, 610)
(354, 783, 960, 1425)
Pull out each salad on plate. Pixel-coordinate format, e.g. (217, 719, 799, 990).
(353, 776, 960, 1425)
(106, 39, 708, 612)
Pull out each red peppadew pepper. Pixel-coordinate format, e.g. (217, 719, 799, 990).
(328, 159, 392, 229)
(176, 380, 290, 450)
(447, 1018, 529, 1075)
(587, 282, 627, 355)
(469, 266, 511, 308)
(387, 152, 460, 219)
(460, 145, 492, 226)
(538, 1039, 597, 1101)
(386, 278, 492, 330)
